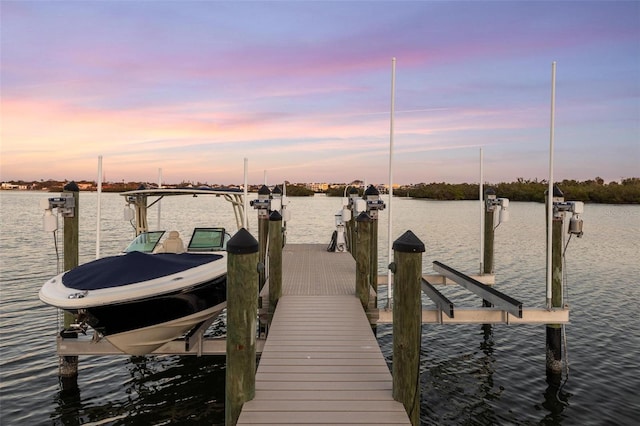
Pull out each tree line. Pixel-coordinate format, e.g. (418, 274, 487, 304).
(402, 177, 640, 204)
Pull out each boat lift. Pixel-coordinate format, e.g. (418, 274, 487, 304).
(121, 188, 247, 236)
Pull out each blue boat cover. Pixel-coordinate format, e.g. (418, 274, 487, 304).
(62, 251, 223, 290)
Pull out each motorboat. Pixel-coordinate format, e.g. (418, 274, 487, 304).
(39, 187, 246, 356)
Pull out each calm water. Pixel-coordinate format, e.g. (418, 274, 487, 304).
(1, 191, 638, 425)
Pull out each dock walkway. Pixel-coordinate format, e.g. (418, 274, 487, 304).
(237, 244, 410, 425)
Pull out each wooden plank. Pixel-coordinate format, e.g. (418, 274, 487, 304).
(255, 381, 393, 391)
(258, 351, 384, 360)
(237, 410, 410, 424)
(242, 400, 406, 412)
(257, 365, 390, 374)
(252, 390, 395, 401)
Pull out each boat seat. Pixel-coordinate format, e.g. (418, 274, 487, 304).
(163, 231, 185, 254)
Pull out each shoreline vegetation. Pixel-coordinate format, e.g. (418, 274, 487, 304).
(2, 177, 639, 204)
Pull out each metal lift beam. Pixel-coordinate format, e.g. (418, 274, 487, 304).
(432, 261, 523, 318)
(421, 278, 455, 318)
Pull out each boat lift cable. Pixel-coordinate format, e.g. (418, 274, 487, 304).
(52, 227, 63, 332)
(53, 228, 61, 275)
(558, 230, 571, 397)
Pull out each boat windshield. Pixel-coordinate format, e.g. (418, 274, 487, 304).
(123, 231, 165, 253)
(187, 228, 226, 252)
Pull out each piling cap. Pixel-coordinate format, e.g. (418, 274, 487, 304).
(63, 181, 79, 192)
(258, 185, 271, 195)
(364, 185, 379, 197)
(484, 187, 496, 199)
(226, 228, 259, 254)
(272, 185, 282, 195)
(269, 210, 282, 221)
(392, 230, 425, 253)
(355, 211, 373, 222)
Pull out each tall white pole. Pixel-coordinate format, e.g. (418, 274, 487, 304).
(479, 147, 484, 274)
(546, 61, 557, 309)
(157, 168, 162, 231)
(244, 158, 249, 229)
(387, 57, 396, 309)
(96, 155, 103, 259)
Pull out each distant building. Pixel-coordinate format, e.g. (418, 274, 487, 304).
(1, 182, 23, 190)
(307, 182, 329, 192)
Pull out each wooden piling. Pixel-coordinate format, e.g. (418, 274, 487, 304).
(347, 187, 359, 258)
(483, 189, 496, 308)
(225, 228, 259, 426)
(483, 209, 495, 276)
(268, 211, 283, 323)
(546, 186, 564, 379)
(391, 230, 424, 426)
(60, 182, 80, 385)
(364, 185, 381, 308)
(355, 212, 372, 310)
(257, 185, 271, 291)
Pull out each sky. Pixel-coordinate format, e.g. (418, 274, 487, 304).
(1, 1, 638, 185)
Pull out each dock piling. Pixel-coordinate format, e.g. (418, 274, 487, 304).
(60, 182, 80, 387)
(364, 185, 385, 309)
(268, 210, 283, 324)
(225, 228, 260, 426)
(355, 212, 372, 310)
(391, 230, 425, 426)
(546, 186, 565, 379)
(255, 185, 271, 291)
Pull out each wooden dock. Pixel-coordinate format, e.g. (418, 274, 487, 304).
(237, 244, 411, 425)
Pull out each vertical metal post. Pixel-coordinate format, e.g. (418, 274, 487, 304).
(225, 229, 259, 426)
(96, 156, 102, 259)
(391, 230, 424, 426)
(387, 57, 396, 309)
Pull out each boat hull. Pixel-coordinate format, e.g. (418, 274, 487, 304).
(78, 274, 227, 355)
(105, 300, 227, 356)
(40, 252, 228, 356)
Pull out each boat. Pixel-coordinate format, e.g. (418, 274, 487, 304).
(39, 187, 246, 356)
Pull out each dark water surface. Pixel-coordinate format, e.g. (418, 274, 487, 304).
(1, 191, 638, 425)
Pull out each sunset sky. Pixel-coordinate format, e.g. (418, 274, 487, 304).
(1, 1, 638, 185)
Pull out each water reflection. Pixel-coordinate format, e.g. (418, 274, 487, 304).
(538, 378, 572, 425)
(53, 355, 226, 425)
(53, 380, 82, 426)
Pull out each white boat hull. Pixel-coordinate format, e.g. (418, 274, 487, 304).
(106, 301, 227, 356)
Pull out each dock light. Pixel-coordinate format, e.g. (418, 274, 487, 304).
(252, 185, 272, 218)
(364, 185, 386, 219)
